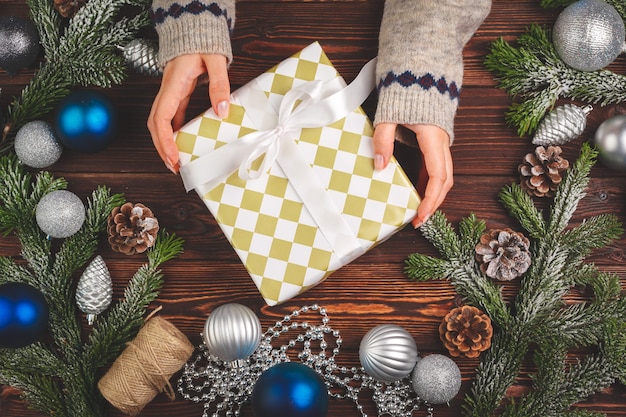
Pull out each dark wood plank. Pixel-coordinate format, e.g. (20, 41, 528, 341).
(1, 0, 625, 416)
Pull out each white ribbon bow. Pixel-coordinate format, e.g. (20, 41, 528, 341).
(180, 58, 377, 263)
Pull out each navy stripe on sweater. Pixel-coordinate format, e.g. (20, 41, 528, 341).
(378, 71, 459, 100)
(151, 1, 232, 29)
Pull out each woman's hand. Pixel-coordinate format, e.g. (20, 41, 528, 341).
(147, 53, 230, 173)
(372, 123, 453, 228)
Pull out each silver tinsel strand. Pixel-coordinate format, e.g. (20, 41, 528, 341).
(120, 38, 162, 77)
(532, 104, 592, 146)
(179, 305, 440, 417)
(76, 255, 113, 325)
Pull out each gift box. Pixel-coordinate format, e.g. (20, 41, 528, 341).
(175, 42, 420, 305)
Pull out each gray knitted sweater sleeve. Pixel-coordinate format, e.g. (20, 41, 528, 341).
(151, 0, 235, 67)
(376, 0, 491, 144)
(150, 0, 491, 143)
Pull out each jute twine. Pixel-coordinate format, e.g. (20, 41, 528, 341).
(98, 315, 194, 416)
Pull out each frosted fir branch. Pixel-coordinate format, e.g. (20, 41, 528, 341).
(458, 214, 487, 259)
(561, 214, 623, 258)
(463, 330, 529, 417)
(485, 25, 626, 136)
(419, 211, 463, 259)
(85, 230, 184, 368)
(549, 143, 597, 235)
(498, 183, 547, 239)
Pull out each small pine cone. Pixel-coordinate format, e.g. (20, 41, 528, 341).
(475, 228, 531, 281)
(107, 202, 159, 255)
(439, 305, 493, 358)
(54, 0, 87, 17)
(518, 145, 570, 198)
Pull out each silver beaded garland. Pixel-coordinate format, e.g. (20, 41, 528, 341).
(14, 120, 63, 168)
(75, 255, 113, 325)
(35, 190, 85, 238)
(411, 354, 461, 405)
(552, 0, 626, 72)
(179, 305, 446, 417)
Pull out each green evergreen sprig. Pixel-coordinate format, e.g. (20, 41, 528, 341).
(484, 24, 626, 137)
(405, 143, 624, 416)
(0, 155, 184, 417)
(541, 0, 626, 18)
(1, 0, 151, 152)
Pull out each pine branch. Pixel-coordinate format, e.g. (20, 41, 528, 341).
(485, 25, 626, 136)
(498, 183, 546, 239)
(1, 0, 151, 148)
(85, 230, 184, 368)
(549, 143, 597, 235)
(561, 214, 623, 258)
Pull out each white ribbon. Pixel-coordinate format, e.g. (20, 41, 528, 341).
(180, 58, 377, 262)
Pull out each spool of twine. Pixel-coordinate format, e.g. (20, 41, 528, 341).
(98, 315, 194, 416)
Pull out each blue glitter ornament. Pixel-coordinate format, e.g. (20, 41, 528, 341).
(251, 362, 328, 417)
(55, 90, 118, 153)
(0, 282, 49, 348)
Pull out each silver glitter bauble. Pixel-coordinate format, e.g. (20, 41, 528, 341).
(76, 255, 113, 325)
(120, 38, 162, 77)
(411, 354, 461, 405)
(594, 114, 626, 170)
(359, 324, 418, 383)
(553, 0, 626, 72)
(533, 104, 593, 146)
(14, 120, 63, 168)
(202, 303, 262, 362)
(35, 190, 85, 238)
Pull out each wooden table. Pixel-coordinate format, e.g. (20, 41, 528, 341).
(1, 0, 625, 416)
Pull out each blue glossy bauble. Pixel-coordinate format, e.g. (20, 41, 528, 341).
(252, 362, 328, 417)
(55, 90, 118, 153)
(0, 282, 49, 348)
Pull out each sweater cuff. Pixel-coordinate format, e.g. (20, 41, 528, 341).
(374, 81, 458, 145)
(152, 1, 234, 68)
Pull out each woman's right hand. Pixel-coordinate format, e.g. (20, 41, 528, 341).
(147, 53, 231, 173)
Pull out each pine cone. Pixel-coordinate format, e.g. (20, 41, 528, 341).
(518, 145, 570, 197)
(54, 0, 87, 18)
(475, 228, 531, 281)
(439, 305, 493, 358)
(107, 202, 159, 255)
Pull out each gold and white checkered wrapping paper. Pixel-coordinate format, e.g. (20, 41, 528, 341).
(175, 42, 420, 305)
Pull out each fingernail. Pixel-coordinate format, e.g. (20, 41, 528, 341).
(374, 154, 384, 171)
(217, 101, 229, 119)
(165, 158, 178, 174)
(412, 214, 430, 229)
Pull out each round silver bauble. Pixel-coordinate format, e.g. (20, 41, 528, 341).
(202, 303, 262, 362)
(14, 120, 63, 168)
(411, 354, 461, 405)
(359, 324, 418, 383)
(35, 190, 86, 238)
(594, 114, 626, 170)
(552, 0, 625, 72)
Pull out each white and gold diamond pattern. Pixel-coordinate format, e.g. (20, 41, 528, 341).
(175, 42, 420, 305)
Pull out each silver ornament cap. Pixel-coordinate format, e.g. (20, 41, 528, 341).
(594, 114, 626, 170)
(15, 120, 63, 168)
(411, 354, 461, 405)
(553, 0, 626, 71)
(202, 303, 262, 363)
(76, 255, 113, 325)
(36, 190, 86, 238)
(359, 324, 418, 383)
